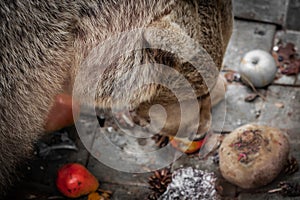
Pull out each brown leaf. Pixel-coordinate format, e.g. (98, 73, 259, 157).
(88, 192, 104, 200)
(224, 71, 235, 82)
(281, 58, 300, 75)
(277, 43, 296, 62)
(244, 93, 259, 102)
(273, 42, 300, 76)
(275, 102, 284, 108)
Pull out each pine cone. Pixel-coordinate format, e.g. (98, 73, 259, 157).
(284, 157, 299, 175)
(148, 168, 172, 200)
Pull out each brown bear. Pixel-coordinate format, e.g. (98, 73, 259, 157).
(0, 0, 232, 195)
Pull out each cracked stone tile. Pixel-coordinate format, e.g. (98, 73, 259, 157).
(223, 20, 276, 71)
(286, 0, 300, 31)
(233, 0, 288, 26)
(100, 183, 151, 200)
(87, 156, 152, 187)
(257, 86, 300, 130)
(86, 124, 177, 186)
(238, 193, 297, 200)
(211, 83, 264, 132)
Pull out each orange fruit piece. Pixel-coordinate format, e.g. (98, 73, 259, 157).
(169, 136, 204, 154)
(88, 192, 103, 200)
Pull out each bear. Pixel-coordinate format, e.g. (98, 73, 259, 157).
(0, 0, 232, 195)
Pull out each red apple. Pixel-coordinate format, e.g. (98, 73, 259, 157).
(56, 163, 99, 198)
(169, 136, 204, 154)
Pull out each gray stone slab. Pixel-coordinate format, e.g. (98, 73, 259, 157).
(287, 148, 300, 182)
(223, 20, 276, 71)
(100, 183, 151, 200)
(273, 30, 300, 85)
(78, 108, 164, 187)
(286, 0, 300, 31)
(211, 83, 264, 132)
(86, 124, 177, 186)
(283, 130, 300, 185)
(257, 86, 300, 130)
(275, 30, 300, 53)
(274, 74, 300, 86)
(233, 0, 288, 26)
(70, 113, 98, 164)
(238, 193, 298, 200)
(171, 154, 219, 174)
(87, 156, 151, 187)
(170, 133, 221, 171)
(87, 125, 177, 168)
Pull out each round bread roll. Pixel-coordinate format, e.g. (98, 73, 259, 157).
(219, 124, 289, 189)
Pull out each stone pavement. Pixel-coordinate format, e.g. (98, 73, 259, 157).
(8, 1, 300, 200)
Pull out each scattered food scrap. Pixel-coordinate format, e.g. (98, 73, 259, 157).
(159, 167, 218, 200)
(169, 136, 204, 154)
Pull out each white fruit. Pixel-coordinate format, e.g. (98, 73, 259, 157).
(239, 49, 277, 87)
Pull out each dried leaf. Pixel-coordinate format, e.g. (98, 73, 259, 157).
(273, 42, 300, 76)
(224, 71, 235, 82)
(224, 71, 240, 82)
(97, 188, 112, 199)
(281, 58, 300, 75)
(88, 192, 104, 200)
(277, 43, 296, 62)
(244, 93, 259, 102)
(268, 182, 300, 197)
(275, 102, 284, 108)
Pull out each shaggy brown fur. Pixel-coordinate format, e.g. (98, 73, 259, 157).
(0, 0, 232, 195)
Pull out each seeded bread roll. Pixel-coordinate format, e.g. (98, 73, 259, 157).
(219, 124, 289, 189)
